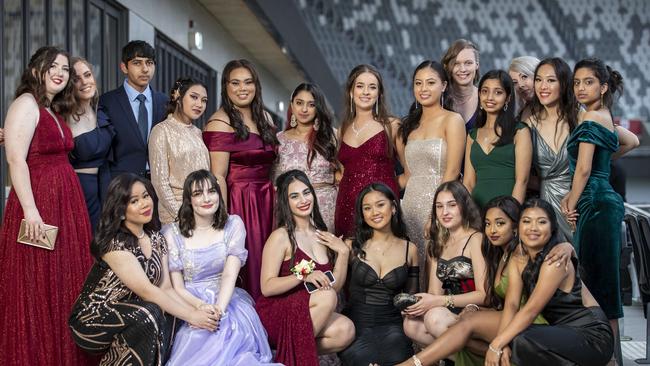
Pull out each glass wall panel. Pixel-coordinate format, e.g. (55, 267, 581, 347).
(28, 0, 46, 55)
(70, 0, 85, 57)
(51, 0, 67, 48)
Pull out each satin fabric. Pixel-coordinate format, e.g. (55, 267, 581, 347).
(203, 131, 276, 301)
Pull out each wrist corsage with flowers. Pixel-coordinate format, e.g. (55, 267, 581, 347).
(290, 259, 315, 281)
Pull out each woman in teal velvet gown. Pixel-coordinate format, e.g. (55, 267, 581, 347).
(463, 70, 532, 209)
(563, 58, 638, 326)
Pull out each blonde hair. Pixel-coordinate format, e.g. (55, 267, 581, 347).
(508, 56, 540, 78)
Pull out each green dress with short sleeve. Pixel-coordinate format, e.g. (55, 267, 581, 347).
(455, 265, 547, 366)
(469, 122, 528, 208)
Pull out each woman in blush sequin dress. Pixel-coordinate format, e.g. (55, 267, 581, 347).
(203, 60, 277, 301)
(149, 77, 210, 224)
(256, 170, 354, 366)
(0, 47, 94, 366)
(275, 83, 338, 231)
(397, 61, 466, 289)
(335, 64, 399, 238)
(163, 170, 278, 365)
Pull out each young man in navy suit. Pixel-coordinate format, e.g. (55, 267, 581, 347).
(99, 40, 168, 179)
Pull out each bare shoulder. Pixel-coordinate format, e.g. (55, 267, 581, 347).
(205, 109, 233, 132)
(442, 110, 465, 127)
(266, 227, 290, 248)
(581, 110, 613, 129)
(467, 232, 484, 252)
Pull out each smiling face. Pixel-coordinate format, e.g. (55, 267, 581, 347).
(361, 190, 395, 231)
(190, 179, 219, 218)
(519, 207, 552, 254)
(479, 78, 508, 114)
(287, 179, 314, 218)
(44, 53, 70, 99)
(435, 190, 462, 230)
(178, 84, 208, 122)
(124, 181, 154, 227)
(413, 67, 446, 108)
(573, 67, 606, 106)
(451, 48, 479, 87)
(72, 61, 96, 102)
(350, 71, 380, 112)
(226, 67, 256, 108)
(485, 207, 516, 247)
(509, 70, 534, 103)
(291, 90, 317, 125)
(534, 64, 561, 108)
(121, 57, 155, 92)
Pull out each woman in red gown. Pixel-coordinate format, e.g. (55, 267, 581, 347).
(203, 59, 277, 301)
(256, 170, 354, 366)
(335, 64, 400, 238)
(0, 46, 93, 365)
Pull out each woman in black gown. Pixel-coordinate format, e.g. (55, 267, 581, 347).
(485, 198, 613, 366)
(338, 182, 419, 366)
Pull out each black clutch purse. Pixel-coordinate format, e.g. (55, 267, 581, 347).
(393, 293, 419, 311)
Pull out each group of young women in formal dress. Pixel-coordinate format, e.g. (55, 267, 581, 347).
(0, 37, 640, 366)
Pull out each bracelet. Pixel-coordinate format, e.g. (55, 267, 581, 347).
(411, 355, 423, 366)
(488, 344, 503, 357)
(464, 303, 480, 312)
(445, 295, 455, 309)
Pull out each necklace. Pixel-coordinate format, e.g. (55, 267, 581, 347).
(351, 120, 369, 137)
(136, 231, 146, 239)
(194, 224, 213, 231)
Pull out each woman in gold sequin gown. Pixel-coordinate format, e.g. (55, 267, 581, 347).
(397, 61, 466, 288)
(69, 174, 219, 365)
(149, 77, 211, 224)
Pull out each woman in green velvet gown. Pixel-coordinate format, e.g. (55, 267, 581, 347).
(463, 70, 532, 209)
(563, 58, 639, 328)
(395, 196, 573, 366)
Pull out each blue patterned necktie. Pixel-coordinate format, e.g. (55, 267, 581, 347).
(136, 94, 148, 143)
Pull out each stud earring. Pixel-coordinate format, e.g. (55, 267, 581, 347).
(120, 215, 125, 221)
(290, 114, 297, 128)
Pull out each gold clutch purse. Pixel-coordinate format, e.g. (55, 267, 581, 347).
(17, 219, 58, 250)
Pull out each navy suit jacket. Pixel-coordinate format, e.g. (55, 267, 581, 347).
(98, 85, 168, 178)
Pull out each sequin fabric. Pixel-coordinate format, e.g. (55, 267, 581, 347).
(274, 131, 338, 231)
(149, 115, 210, 224)
(401, 138, 446, 289)
(69, 232, 176, 366)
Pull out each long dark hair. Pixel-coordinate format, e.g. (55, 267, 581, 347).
(91, 174, 161, 260)
(287, 83, 337, 167)
(340, 64, 395, 157)
(573, 58, 624, 112)
(427, 181, 482, 259)
(530, 58, 577, 137)
(474, 70, 518, 146)
(220, 59, 277, 145)
(165, 77, 207, 117)
(399, 60, 451, 142)
(15, 46, 75, 112)
(275, 170, 330, 264)
(481, 196, 522, 309)
(351, 182, 408, 259)
(520, 198, 561, 299)
(177, 169, 228, 237)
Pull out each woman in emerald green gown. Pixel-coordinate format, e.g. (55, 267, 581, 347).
(395, 196, 573, 366)
(563, 58, 639, 330)
(463, 70, 532, 208)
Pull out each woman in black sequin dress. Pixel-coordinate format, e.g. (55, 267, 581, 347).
(68, 174, 219, 366)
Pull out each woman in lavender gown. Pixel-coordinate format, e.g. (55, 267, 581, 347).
(163, 169, 277, 366)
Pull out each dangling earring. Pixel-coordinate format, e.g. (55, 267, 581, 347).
(290, 114, 297, 128)
(120, 215, 125, 221)
(415, 100, 419, 109)
(313, 118, 319, 131)
(374, 97, 379, 116)
(503, 103, 508, 112)
(600, 93, 604, 109)
(350, 95, 354, 115)
(441, 94, 444, 107)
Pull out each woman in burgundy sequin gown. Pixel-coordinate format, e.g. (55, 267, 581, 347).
(203, 59, 277, 301)
(256, 170, 354, 366)
(335, 64, 399, 238)
(0, 47, 93, 366)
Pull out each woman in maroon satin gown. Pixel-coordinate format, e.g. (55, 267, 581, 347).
(335, 64, 399, 238)
(256, 170, 354, 366)
(203, 59, 277, 301)
(0, 47, 93, 365)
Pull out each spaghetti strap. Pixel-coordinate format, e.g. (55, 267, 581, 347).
(461, 232, 479, 256)
(206, 118, 231, 127)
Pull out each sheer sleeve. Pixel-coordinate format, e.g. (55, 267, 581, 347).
(148, 123, 181, 217)
(224, 215, 248, 264)
(406, 266, 420, 294)
(161, 224, 183, 272)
